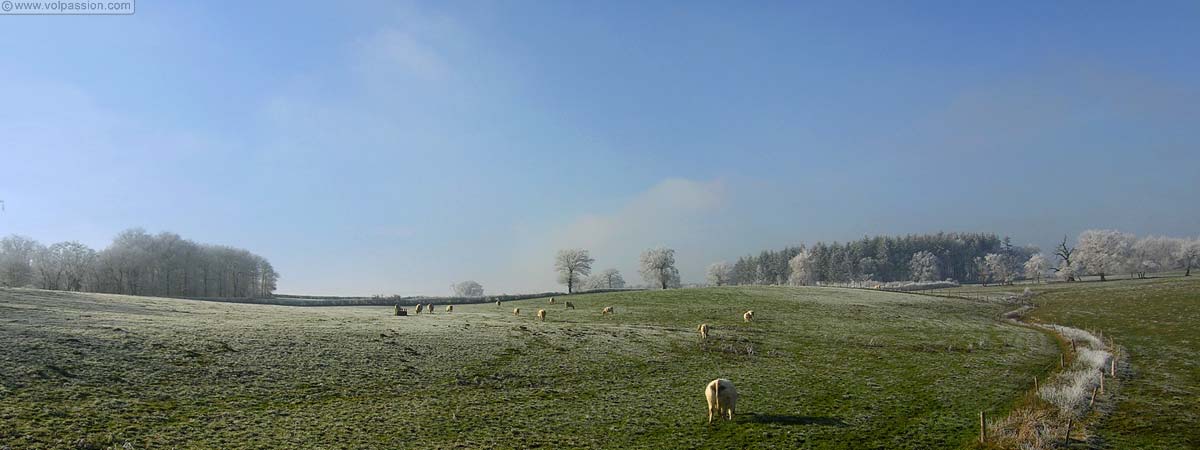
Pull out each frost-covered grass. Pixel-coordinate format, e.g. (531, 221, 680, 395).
(951, 276, 1200, 449)
(1035, 331, 1110, 418)
(817, 280, 961, 291)
(0, 286, 1057, 448)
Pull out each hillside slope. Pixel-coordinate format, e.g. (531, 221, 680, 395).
(1, 286, 1056, 448)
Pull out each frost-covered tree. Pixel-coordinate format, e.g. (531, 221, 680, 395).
(452, 280, 484, 297)
(787, 251, 815, 286)
(0, 235, 39, 287)
(1177, 238, 1200, 277)
(640, 247, 680, 289)
(1075, 229, 1134, 281)
(585, 268, 625, 290)
(1054, 235, 1077, 282)
(908, 251, 941, 282)
(984, 253, 1016, 285)
(706, 262, 732, 286)
(973, 256, 990, 285)
(55, 241, 97, 292)
(1024, 253, 1048, 283)
(554, 249, 594, 294)
(256, 257, 279, 298)
(3, 231, 275, 297)
(32, 242, 65, 290)
(1129, 236, 1178, 278)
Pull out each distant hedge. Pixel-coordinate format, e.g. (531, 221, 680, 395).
(175, 288, 645, 307)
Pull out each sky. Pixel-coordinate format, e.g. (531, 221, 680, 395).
(1, 1, 1198, 296)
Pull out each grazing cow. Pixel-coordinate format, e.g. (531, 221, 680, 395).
(601, 306, 614, 315)
(427, 304, 435, 314)
(549, 297, 556, 305)
(537, 309, 547, 321)
(705, 379, 738, 424)
(446, 305, 453, 313)
(743, 310, 753, 322)
(415, 304, 424, 314)
(565, 301, 575, 309)
(697, 323, 710, 339)
(513, 308, 520, 316)
(496, 300, 502, 307)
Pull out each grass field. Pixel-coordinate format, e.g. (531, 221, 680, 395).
(1, 286, 1060, 448)
(942, 276, 1200, 448)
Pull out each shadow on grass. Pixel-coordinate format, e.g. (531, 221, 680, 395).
(742, 413, 848, 427)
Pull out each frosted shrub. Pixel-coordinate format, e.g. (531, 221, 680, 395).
(1039, 369, 1102, 418)
(1046, 325, 1103, 348)
(1035, 325, 1111, 418)
(1076, 348, 1110, 368)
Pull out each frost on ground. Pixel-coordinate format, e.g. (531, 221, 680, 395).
(817, 280, 961, 291)
(991, 301, 1122, 449)
(0, 286, 1057, 449)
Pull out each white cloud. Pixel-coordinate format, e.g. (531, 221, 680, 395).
(493, 178, 727, 293)
(353, 27, 450, 82)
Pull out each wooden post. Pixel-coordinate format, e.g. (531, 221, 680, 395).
(1071, 340, 1076, 352)
(1033, 376, 1039, 391)
(1111, 358, 1116, 377)
(979, 411, 987, 444)
(1064, 418, 1073, 443)
(1089, 386, 1098, 407)
(1060, 353, 1065, 368)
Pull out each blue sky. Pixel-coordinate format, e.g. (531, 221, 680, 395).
(2, 1, 1198, 295)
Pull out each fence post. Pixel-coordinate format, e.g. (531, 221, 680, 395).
(1100, 371, 1105, 393)
(1033, 376, 1039, 391)
(1110, 358, 1116, 377)
(979, 411, 986, 444)
(1064, 417, 1073, 443)
(1089, 386, 1098, 407)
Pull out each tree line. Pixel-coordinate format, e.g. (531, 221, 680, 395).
(0, 228, 278, 298)
(706, 230, 1199, 287)
(708, 232, 1029, 286)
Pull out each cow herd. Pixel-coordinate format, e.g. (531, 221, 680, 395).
(396, 295, 755, 424)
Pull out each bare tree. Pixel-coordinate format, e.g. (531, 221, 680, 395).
(555, 249, 594, 294)
(32, 242, 65, 290)
(639, 247, 679, 289)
